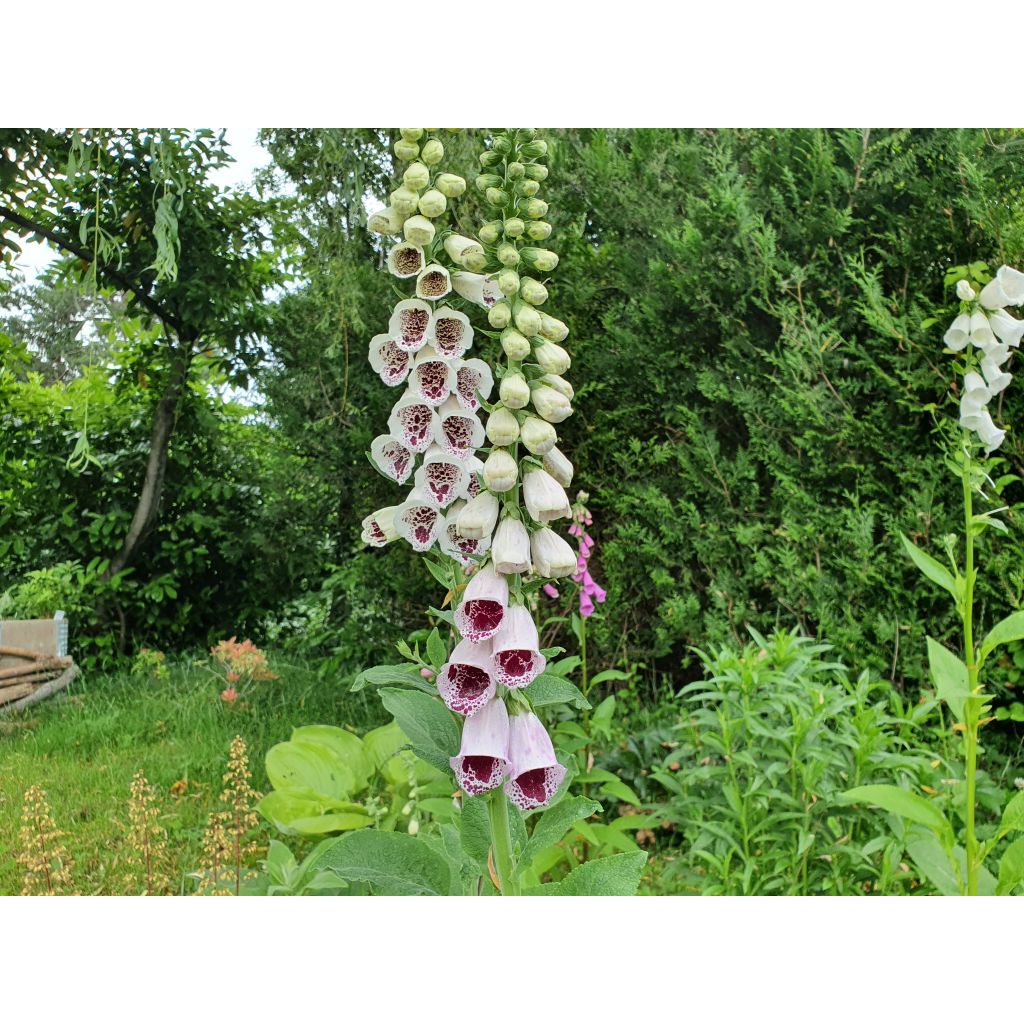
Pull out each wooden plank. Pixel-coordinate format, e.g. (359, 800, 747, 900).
(0, 657, 69, 681)
(0, 683, 35, 705)
(0, 664, 79, 715)
(0, 669, 61, 689)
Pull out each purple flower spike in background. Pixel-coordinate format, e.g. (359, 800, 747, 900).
(450, 697, 510, 796)
(504, 711, 566, 810)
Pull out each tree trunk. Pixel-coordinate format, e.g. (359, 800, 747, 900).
(104, 340, 194, 579)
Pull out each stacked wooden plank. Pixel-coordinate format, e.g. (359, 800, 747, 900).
(0, 617, 78, 714)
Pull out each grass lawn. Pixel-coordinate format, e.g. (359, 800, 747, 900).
(0, 657, 385, 895)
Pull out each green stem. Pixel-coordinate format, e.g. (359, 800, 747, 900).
(488, 789, 519, 895)
(961, 445, 980, 896)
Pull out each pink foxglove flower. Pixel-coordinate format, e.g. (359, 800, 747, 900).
(431, 307, 473, 360)
(412, 346, 453, 407)
(368, 334, 412, 385)
(504, 711, 566, 810)
(361, 506, 400, 547)
(492, 605, 546, 688)
(455, 564, 508, 642)
(394, 490, 443, 551)
(415, 446, 468, 508)
(523, 468, 571, 523)
(436, 395, 485, 459)
(453, 359, 494, 412)
(370, 435, 415, 485)
(491, 517, 531, 575)
(440, 502, 491, 565)
(437, 638, 498, 716)
(389, 299, 434, 352)
(449, 697, 509, 795)
(388, 392, 439, 453)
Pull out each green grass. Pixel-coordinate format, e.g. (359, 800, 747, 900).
(0, 656, 386, 895)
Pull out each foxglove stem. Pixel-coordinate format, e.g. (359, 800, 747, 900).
(961, 440, 980, 897)
(487, 788, 520, 896)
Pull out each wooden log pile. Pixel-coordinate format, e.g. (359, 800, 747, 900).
(0, 645, 79, 712)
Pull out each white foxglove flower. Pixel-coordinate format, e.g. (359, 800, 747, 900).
(486, 406, 521, 446)
(491, 517, 531, 574)
(453, 359, 494, 412)
(416, 263, 452, 301)
(452, 271, 502, 309)
(956, 280, 977, 301)
(440, 501, 491, 565)
(523, 469, 571, 523)
(981, 356, 1012, 396)
(420, 139, 444, 166)
(394, 489, 444, 551)
(542, 446, 574, 487)
(521, 416, 557, 455)
(960, 374, 992, 430)
(501, 328, 532, 360)
(370, 435, 415, 485)
(990, 309, 1024, 348)
(513, 301, 542, 337)
(975, 409, 1007, 453)
(943, 314, 971, 352)
(533, 340, 571, 375)
(388, 392, 440, 453)
(968, 312, 995, 349)
(539, 313, 569, 342)
(996, 265, 1024, 306)
(367, 206, 404, 235)
(457, 491, 500, 540)
(979, 278, 1008, 311)
(431, 307, 473, 360)
(415, 445, 468, 508)
(960, 395, 987, 431)
(444, 234, 484, 266)
(404, 215, 436, 247)
(412, 346, 453, 407)
(387, 243, 425, 280)
(483, 448, 518, 493)
(530, 527, 577, 578)
(488, 301, 513, 329)
(361, 506, 400, 547)
(368, 334, 412, 386)
(436, 395, 485, 460)
(499, 372, 531, 409)
(519, 277, 548, 306)
(389, 299, 434, 352)
(540, 374, 574, 400)
(531, 384, 573, 423)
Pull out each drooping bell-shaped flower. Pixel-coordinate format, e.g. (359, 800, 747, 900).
(531, 527, 577, 578)
(437, 638, 498, 717)
(387, 392, 440, 453)
(456, 491, 499, 540)
(979, 278, 1009, 311)
(361, 506, 400, 547)
(452, 271, 502, 309)
(414, 445, 468, 508)
(542, 446, 574, 487)
(440, 501, 491, 565)
(370, 434, 415, 485)
(449, 697, 510, 795)
(969, 311, 996, 349)
(417, 189, 446, 218)
(394, 489, 444, 552)
(436, 395, 485, 459)
(523, 469, 571, 523)
(431, 307, 474, 360)
(412, 346, 453, 407)
(491, 605, 545, 688)
(943, 314, 971, 352)
(453, 359, 495, 412)
(483, 448, 518, 493)
(416, 263, 452, 301)
(539, 313, 569, 343)
(504, 712, 566, 810)
(387, 243, 425, 280)
(389, 299, 434, 353)
(368, 334, 412, 385)
(531, 384, 573, 423)
(402, 161, 430, 191)
(455, 564, 508, 642)
(390, 186, 420, 217)
(975, 408, 1007, 453)
(435, 173, 466, 198)
(996, 265, 1024, 306)
(990, 309, 1024, 348)
(521, 416, 558, 456)
(540, 374, 574, 400)
(403, 215, 436, 248)
(491, 517, 531, 574)
(533, 340, 571, 375)
(981, 355, 1013, 396)
(501, 328, 532, 361)
(443, 234, 484, 266)
(367, 206, 404, 235)
(460, 454, 483, 499)
(486, 406, 521, 447)
(499, 371, 531, 410)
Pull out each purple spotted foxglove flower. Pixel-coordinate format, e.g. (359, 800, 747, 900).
(368, 334, 412, 385)
(394, 489, 444, 551)
(361, 506, 400, 547)
(387, 243, 425, 279)
(492, 605, 546, 688)
(452, 271, 502, 308)
(412, 346, 453, 406)
(504, 711, 566, 810)
(388, 392, 440, 453)
(491, 517, 531, 574)
(450, 697, 510, 795)
(523, 468, 571, 523)
(371, 435, 415, 485)
(389, 299, 434, 352)
(437, 638, 498, 716)
(431, 307, 473, 360)
(455, 564, 508, 642)
(415, 263, 452, 301)
(436, 395, 486, 459)
(453, 359, 494, 412)
(414, 446, 469, 508)
(440, 502, 491, 565)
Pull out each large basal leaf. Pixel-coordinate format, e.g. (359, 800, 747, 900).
(379, 688, 460, 775)
(980, 610, 1024, 666)
(289, 725, 371, 792)
(926, 637, 969, 722)
(265, 737, 358, 802)
(527, 673, 592, 710)
(526, 852, 647, 896)
(257, 791, 372, 836)
(837, 784, 951, 838)
(362, 720, 408, 771)
(521, 796, 602, 868)
(314, 830, 454, 895)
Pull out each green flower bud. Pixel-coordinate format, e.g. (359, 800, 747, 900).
(399, 128, 424, 141)
(540, 373, 574, 400)
(525, 163, 549, 182)
(483, 448, 519, 492)
(499, 371, 530, 409)
(501, 328, 532, 360)
(418, 189, 447, 218)
(523, 198, 549, 220)
(390, 186, 420, 217)
(488, 300, 513, 329)
(503, 217, 525, 239)
(461, 250, 489, 273)
(533, 339, 571, 374)
(403, 215, 436, 247)
(530, 383, 572, 423)
(492, 136, 512, 156)
(486, 406, 520, 446)
(515, 179, 540, 197)
(526, 220, 552, 241)
(403, 162, 431, 191)
(506, 161, 526, 180)
(497, 268, 521, 296)
(421, 139, 444, 166)
(522, 247, 559, 272)
(486, 187, 512, 209)
(497, 242, 521, 268)
(517, 128, 538, 142)
(539, 313, 569, 342)
(513, 298, 542, 337)
(479, 150, 503, 168)
(521, 139, 548, 159)
(521, 415, 557, 455)
(394, 139, 419, 162)
(367, 206, 404, 235)
(479, 221, 503, 244)
(476, 173, 503, 192)
(443, 234, 484, 266)
(519, 277, 548, 306)
(435, 173, 466, 198)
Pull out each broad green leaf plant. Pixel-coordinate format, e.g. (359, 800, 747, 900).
(842, 262, 1024, 895)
